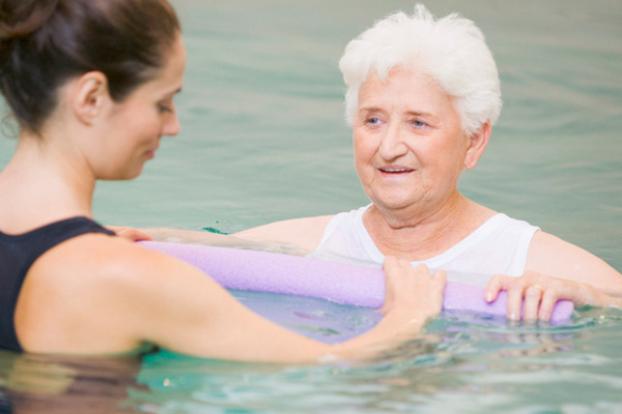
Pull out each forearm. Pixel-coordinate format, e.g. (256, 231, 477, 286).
(331, 312, 429, 360)
(144, 227, 308, 255)
(160, 302, 430, 364)
(144, 227, 228, 243)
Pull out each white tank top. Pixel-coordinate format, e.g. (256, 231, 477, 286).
(310, 205, 539, 286)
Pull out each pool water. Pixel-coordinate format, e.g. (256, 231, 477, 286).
(1, 0, 621, 412)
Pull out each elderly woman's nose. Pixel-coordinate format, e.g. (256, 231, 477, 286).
(378, 123, 408, 159)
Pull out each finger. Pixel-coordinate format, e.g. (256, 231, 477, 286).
(485, 275, 505, 303)
(432, 271, 447, 299)
(506, 284, 525, 321)
(381, 256, 400, 312)
(131, 229, 153, 241)
(383, 256, 400, 276)
(538, 290, 558, 321)
(412, 263, 431, 276)
(433, 270, 447, 289)
(523, 285, 542, 321)
(124, 229, 152, 242)
(432, 270, 447, 313)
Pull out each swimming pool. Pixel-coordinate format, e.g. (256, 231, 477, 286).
(1, 0, 621, 412)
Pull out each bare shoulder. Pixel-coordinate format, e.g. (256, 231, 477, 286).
(526, 231, 622, 294)
(233, 215, 334, 251)
(17, 233, 210, 353)
(33, 233, 186, 280)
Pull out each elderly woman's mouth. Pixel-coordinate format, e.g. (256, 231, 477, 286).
(378, 166, 415, 175)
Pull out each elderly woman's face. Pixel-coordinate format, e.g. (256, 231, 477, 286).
(353, 67, 470, 212)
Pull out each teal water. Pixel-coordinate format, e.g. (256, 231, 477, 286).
(0, 0, 621, 412)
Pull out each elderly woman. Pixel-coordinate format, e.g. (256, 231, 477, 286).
(144, 6, 621, 320)
(252, 6, 622, 311)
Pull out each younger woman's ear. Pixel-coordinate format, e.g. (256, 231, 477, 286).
(72, 71, 110, 125)
(464, 121, 492, 169)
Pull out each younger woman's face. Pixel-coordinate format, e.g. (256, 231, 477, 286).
(96, 35, 186, 180)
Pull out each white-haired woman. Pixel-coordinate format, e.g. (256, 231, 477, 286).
(238, 5, 622, 319)
(143, 5, 622, 320)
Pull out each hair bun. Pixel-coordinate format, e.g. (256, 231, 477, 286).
(0, 0, 59, 40)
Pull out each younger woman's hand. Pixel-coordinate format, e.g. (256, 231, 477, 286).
(107, 225, 153, 242)
(485, 271, 609, 321)
(382, 257, 447, 323)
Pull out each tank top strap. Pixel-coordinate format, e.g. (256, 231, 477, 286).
(0, 217, 115, 352)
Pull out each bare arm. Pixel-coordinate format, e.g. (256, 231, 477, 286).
(233, 215, 333, 252)
(127, 254, 446, 362)
(19, 236, 445, 363)
(525, 231, 622, 296)
(109, 225, 309, 255)
(485, 272, 622, 321)
(113, 215, 333, 254)
(483, 230, 622, 321)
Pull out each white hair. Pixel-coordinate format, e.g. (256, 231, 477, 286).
(339, 4, 502, 135)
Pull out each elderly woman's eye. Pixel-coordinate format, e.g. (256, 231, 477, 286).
(365, 117, 382, 126)
(411, 119, 429, 129)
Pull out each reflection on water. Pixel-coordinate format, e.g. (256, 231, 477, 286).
(2, 300, 620, 413)
(0, 352, 144, 413)
(129, 307, 622, 414)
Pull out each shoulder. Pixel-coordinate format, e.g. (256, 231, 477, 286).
(233, 215, 335, 251)
(525, 231, 622, 294)
(33, 233, 187, 280)
(17, 233, 212, 352)
(24, 234, 208, 318)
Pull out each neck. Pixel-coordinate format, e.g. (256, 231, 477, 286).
(364, 192, 493, 260)
(0, 130, 96, 229)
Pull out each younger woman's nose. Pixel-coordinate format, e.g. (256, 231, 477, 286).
(162, 112, 181, 137)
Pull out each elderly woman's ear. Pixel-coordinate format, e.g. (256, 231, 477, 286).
(463, 121, 492, 169)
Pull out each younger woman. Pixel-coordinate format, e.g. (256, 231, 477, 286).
(0, 0, 446, 362)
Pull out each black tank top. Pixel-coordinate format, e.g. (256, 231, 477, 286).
(0, 217, 115, 352)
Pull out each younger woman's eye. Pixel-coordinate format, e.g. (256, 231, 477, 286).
(157, 102, 173, 114)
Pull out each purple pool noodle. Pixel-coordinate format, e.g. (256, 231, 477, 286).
(141, 241, 574, 323)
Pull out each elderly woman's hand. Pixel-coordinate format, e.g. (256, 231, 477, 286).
(382, 258, 447, 321)
(484, 271, 613, 322)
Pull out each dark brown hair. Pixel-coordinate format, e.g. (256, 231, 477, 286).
(0, 0, 180, 133)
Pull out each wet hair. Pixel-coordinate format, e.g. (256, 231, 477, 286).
(339, 4, 502, 135)
(0, 0, 180, 133)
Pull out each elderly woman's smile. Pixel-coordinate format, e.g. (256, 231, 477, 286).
(353, 67, 468, 212)
(143, 5, 622, 322)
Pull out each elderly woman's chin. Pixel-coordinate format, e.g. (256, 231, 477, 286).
(367, 187, 428, 212)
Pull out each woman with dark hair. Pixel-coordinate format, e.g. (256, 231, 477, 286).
(0, 0, 446, 361)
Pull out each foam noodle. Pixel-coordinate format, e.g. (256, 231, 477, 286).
(141, 241, 574, 323)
